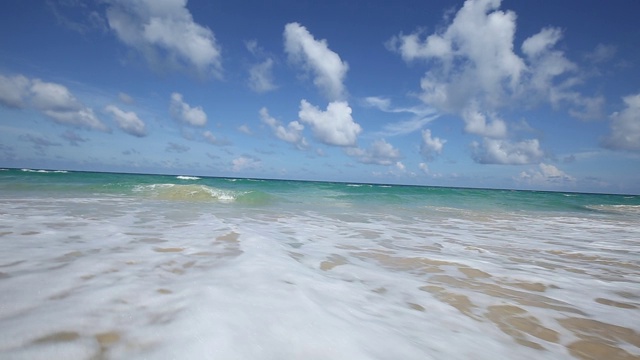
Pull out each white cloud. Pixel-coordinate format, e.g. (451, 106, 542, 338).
(390, 0, 525, 111)
(585, 43, 617, 64)
(298, 100, 361, 147)
(3, 76, 110, 132)
(518, 163, 575, 185)
(246, 41, 277, 93)
(388, 0, 603, 165)
(602, 93, 640, 151)
(105, 105, 146, 137)
(346, 139, 401, 166)
(248, 58, 276, 93)
(462, 105, 507, 138)
(420, 129, 446, 161)
(419, 162, 429, 174)
(364, 96, 439, 136)
(0, 74, 30, 108)
(232, 156, 260, 172)
(395, 161, 406, 171)
(30, 79, 110, 132)
(284, 22, 349, 101)
(472, 138, 544, 165)
(202, 130, 229, 146)
(237, 124, 252, 135)
(259, 107, 307, 149)
(106, 0, 222, 77)
(118, 92, 134, 104)
(170, 92, 207, 126)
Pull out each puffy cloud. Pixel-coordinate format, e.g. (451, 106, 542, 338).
(1, 75, 110, 132)
(284, 22, 349, 101)
(518, 163, 575, 185)
(105, 105, 147, 137)
(0, 74, 30, 108)
(106, 0, 222, 77)
(420, 129, 446, 161)
(472, 138, 544, 165)
(602, 93, 640, 151)
(462, 105, 507, 138)
(419, 162, 429, 174)
(232, 155, 260, 172)
(298, 100, 361, 147)
(389, 0, 525, 111)
(346, 139, 401, 166)
(259, 107, 307, 149)
(388, 0, 603, 165)
(170, 92, 207, 126)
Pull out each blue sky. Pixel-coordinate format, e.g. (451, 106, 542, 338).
(1, 0, 639, 194)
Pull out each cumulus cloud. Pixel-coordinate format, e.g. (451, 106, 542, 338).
(389, 0, 525, 111)
(0, 74, 30, 108)
(518, 163, 575, 185)
(106, 0, 222, 77)
(298, 100, 361, 147)
(105, 104, 147, 137)
(472, 138, 544, 165)
(232, 155, 260, 172)
(0, 74, 110, 132)
(284, 22, 349, 101)
(346, 139, 401, 166)
(602, 93, 640, 151)
(260, 107, 307, 149)
(388, 0, 604, 164)
(420, 129, 446, 161)
(170, 92, 207, 126)
(462, 105, 507, 138)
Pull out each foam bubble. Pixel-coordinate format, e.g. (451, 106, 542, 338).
(0, 187, 638, 359)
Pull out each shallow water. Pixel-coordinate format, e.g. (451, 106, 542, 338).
(0, 169, 639, 359)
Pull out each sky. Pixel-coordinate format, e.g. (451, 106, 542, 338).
(1, 0, 639, 194)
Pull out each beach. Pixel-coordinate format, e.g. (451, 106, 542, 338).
(0, 169, 639, 359)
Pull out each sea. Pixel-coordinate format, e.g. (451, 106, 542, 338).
(0, 168, 638, 360)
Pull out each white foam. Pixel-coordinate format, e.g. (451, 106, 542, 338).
(0, 194, 638, 359)
(176, 176, 201, 180)
(20, 169, 68, 173)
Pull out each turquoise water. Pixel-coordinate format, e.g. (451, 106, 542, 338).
(1, 168, 637, 214)
(1, 168, 639, 359)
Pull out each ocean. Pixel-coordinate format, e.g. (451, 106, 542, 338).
(0, 168, 638, 359)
